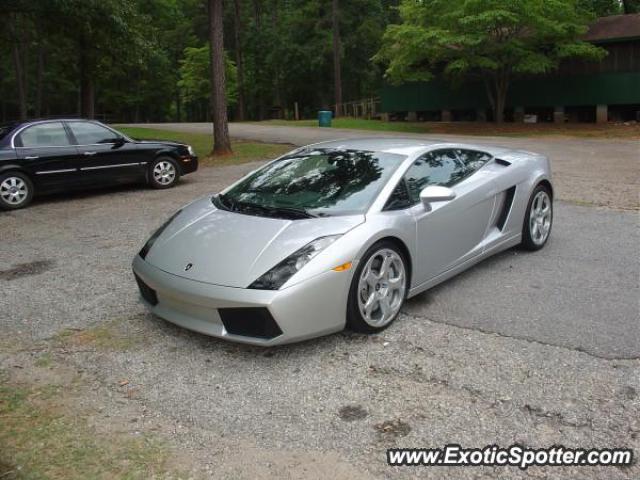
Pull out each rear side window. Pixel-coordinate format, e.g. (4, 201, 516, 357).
(67, 122, 119, 145)
(17, 122, 70, 147)
(455, 149, 492, 174)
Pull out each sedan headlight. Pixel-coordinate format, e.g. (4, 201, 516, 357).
(139, 210, 182, 259)
(187, 145, 195, 156)
(249, 235, 340, 290)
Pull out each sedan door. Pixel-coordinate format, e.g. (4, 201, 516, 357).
(13, 121, 81, 191)
(407, 149, 497, 286)
(65, 121, 146, 186)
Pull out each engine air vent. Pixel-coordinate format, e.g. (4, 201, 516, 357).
(496, 186, 516, 231)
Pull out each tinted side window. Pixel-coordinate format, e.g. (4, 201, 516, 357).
(405, 149, 466, 203)
(18, 122, 70, 147)
(456, 149, 492, 174)
(68, 122, 119, 145)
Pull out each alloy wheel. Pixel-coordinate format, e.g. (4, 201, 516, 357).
(529, 190, 552, 246)
(357, 248, 406, 328)
(0, 176, 29, 206)
(153, 161, 176, 185)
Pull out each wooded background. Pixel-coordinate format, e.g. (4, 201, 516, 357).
(1, 0, 637, 124)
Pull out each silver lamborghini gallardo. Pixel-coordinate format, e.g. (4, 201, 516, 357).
(132, 138, 553, 345)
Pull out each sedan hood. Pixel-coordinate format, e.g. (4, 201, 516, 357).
(144, 196, 364, 288)
(134, 139, 185, 148)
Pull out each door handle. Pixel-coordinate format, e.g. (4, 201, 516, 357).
(83, 151, 97, 156)
(25, 155, 39, 160)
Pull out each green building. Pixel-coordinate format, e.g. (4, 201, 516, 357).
(380, 14, 640, 123)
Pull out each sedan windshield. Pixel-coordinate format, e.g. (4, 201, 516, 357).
(217, 148, 406, 217)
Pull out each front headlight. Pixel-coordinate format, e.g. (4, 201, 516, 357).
(139, 210, 182, 259)
(248, 235, 340, 290)
(187, 145, 195, 156)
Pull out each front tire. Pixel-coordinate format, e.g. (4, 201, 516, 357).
(149, 157, 180, 189)
(0, 172, 34, 210)
(521, 184, 553, 251)
(347, 241, 408, 333)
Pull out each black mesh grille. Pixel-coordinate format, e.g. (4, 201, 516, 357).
(134, 273, 158, 306)
(218, 308, 283, 339)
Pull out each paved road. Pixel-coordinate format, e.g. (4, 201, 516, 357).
(129, 122, 640, 210)
(1, 161, 638, 478)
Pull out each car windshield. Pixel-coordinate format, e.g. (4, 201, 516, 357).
(217, 148, 406, 217)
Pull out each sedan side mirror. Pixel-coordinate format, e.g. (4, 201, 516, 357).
(420, 185, 456, 210)
(112, 137, 126, 147)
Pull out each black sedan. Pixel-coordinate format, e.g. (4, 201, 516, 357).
(0, 119, 198, 210)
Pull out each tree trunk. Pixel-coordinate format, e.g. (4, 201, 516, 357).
(176, 88, 181, 122)
(209, 0, 232, 155)
(12, 41, 27, 121)
(484, 72, 509, 123)
(79, 48, 95, 118)
(35, 44, 45, 118)
(332, 0, 343, 117)
(233, 0, 246, 121)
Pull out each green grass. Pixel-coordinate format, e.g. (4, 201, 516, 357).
(259, 118, 640, 138)
(0, 379, 177, 480)
(116, 126, 293, 165)
(263, 118, 427, 133)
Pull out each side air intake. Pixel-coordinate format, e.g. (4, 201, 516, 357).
(496, 186, 516, 231)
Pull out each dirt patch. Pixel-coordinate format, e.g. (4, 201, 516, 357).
(374, 419, 412, 438)
(338, 405, 368, 422)
(0, 260, 54, 281)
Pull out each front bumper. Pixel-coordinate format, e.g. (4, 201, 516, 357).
(131, 255, 351, 346)
(178, 155, 198, 175)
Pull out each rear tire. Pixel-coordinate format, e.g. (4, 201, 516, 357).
(521, 184, 553, 251)
(0, 171, 34, 210)
(346, 241, 408, 333)
(148, 157, 180, 189)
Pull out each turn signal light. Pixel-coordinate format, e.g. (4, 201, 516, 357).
(332, 262, 352, 272)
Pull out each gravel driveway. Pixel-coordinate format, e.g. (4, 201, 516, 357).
(1, 155, 638, 478)
(134, 122, 640, 210)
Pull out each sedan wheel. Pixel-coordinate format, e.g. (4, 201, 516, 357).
(149, 158, 180, 189)
(0, 173, 34, 210)
(348, 242, 407, 333)
(522, 185, 553, 250)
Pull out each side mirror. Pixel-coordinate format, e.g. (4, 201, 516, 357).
(113, 137, 126, 147)
(420, 185, 456, 210)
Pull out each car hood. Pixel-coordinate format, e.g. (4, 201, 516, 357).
(144, 196, 364, 288)
(133, 139, 185, 148)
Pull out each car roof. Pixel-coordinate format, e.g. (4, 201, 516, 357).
(307, 137, 515, 158)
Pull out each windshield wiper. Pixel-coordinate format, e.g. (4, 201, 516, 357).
(216, 195, 317, 219)
(215, 193, 236, 211)
(267, 206, 317, 219)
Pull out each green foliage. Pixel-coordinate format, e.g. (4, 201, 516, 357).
(377, 0, 606, 83)
(0, 0, 619, 123)
(578, 0, 623, 16)
(375, 0, 607, 121)
(178, 45, 238, 106)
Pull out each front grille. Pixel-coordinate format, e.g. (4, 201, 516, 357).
(218, 307, 283, 339)
(134, 273, 158, 306)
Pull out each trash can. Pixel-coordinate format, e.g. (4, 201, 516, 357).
(318, 110, 332, 127)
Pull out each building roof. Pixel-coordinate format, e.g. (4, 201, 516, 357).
(583, 13, 640, 43)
